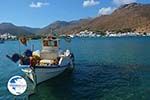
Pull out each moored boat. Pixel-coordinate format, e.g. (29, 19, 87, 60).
(7, 35, 74, 85)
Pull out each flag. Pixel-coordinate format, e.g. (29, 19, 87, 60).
(19, 37, 27, 46)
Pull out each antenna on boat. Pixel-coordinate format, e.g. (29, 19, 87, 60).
(18, 39, 21, 54)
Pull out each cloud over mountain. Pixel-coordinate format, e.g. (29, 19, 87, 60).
(98, 7, 116, 15)
(113, 0, 137, 6)
(83, 0, 100, 7)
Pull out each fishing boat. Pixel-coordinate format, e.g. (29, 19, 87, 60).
(7, 35, 74, 84)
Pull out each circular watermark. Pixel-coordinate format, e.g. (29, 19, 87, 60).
(7, 76, 27, 96)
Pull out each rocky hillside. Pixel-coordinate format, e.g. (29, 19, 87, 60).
(41, 3, 150, 34)
(0, 23, 41, 36)
(40, 19, 91, 35)
(87, 3, 150, 33)
(0, 3, 149, 35)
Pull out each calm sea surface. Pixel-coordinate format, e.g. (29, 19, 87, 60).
(1, 36, 150, 100)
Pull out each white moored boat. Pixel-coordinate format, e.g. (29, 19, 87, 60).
(19, 35, 74, 84)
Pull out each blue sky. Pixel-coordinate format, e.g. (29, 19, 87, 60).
(0, 0, 149, 28)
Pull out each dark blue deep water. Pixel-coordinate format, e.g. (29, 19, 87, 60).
(1, 37, 150, 100)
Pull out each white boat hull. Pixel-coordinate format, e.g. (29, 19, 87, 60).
(35, 65, 68, 84)
(20, 50, 75, 84)
(21, 58, 74, 84)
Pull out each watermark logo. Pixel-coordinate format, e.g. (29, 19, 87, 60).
(7, 76, 27, 96)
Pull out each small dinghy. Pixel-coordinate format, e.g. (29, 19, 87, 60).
(7, 35, 74, 85)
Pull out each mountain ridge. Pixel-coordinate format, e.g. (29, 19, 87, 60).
(40, 3, 150, 34)
(0, 3, 149, 35)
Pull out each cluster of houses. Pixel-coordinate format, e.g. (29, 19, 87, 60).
(105, 31, 150, 37)
(0, 33, 17, 40)
(65, 30, 150, 38)
(1, 30, 150, 40)
(64, 30, 101, 38)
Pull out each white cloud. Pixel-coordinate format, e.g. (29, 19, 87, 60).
(29, 2, 49, 8)
(83, 0, 100, 7)
(98, 7, 116, 15)
(113, 0, 137, 6)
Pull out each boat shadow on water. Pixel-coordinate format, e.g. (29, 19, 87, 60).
(29, 67, 75, 100)
(28, 63, 143, 100)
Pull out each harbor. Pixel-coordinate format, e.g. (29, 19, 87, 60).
(1, 31, 150, 41)
(0, 0, 150, 100)
(1, 36, 150, 99)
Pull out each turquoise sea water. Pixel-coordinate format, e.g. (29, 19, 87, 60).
(1, 36, 150, 100)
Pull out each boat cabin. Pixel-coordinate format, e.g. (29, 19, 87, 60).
(42, 38, 58, 47)
(40, 36, 59, 60)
